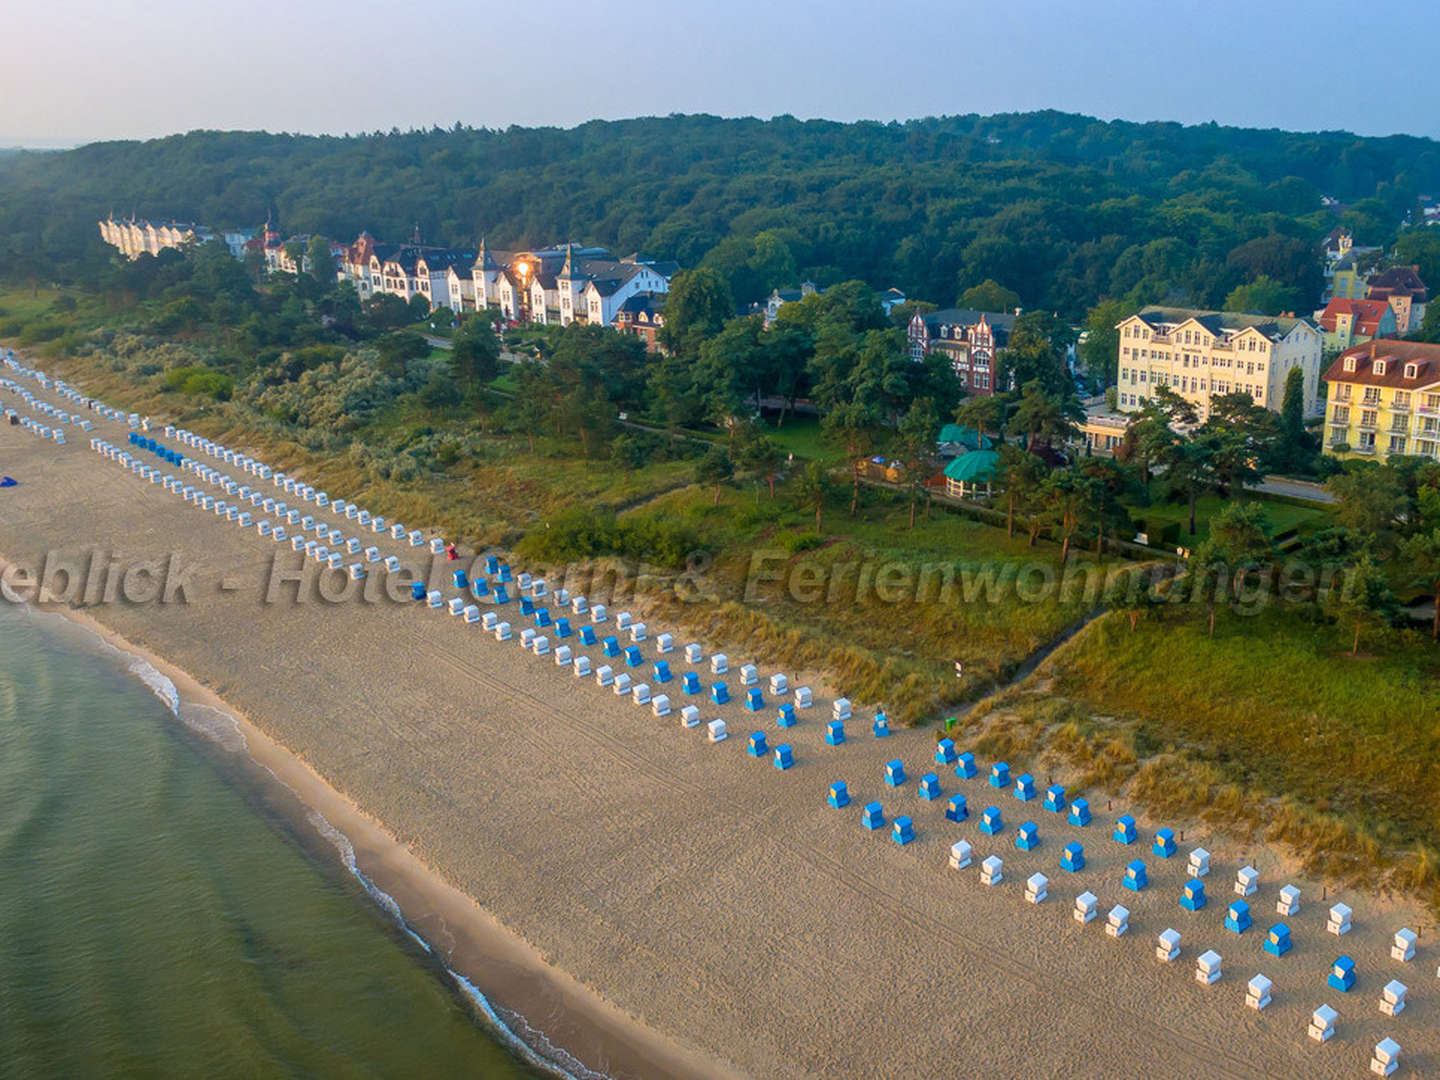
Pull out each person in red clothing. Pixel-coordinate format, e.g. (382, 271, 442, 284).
(445, 543, 459, 561)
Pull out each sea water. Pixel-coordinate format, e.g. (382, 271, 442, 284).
(0, 603, 544, 1078)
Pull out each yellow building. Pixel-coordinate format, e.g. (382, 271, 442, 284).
(1116, 306, 1322, 421)
(1322, 340, 1440, 461)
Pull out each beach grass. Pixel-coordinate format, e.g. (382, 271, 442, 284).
(967, 604, 1440, 904)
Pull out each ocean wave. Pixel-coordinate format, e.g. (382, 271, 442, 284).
(177, 703, 248, 753)
(303, 808, 605, 1080)
(23, 605, 183, 717)
(22, 603, 610, 1080)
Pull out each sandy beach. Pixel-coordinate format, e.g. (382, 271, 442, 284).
(2, 380, 1436, 1079)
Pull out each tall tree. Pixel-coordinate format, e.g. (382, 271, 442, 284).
(897, 398, 940, 527)
(959, 278, 1020, 312)
(1325, 466, 1408, 545)
(660, 268, 734, 356)
(1043, 467, 1099, 564)
(449, 314, 500, 395)
(792, 460, 833, 534)
(1006, 379, 1081, 452)
(737, 432, 783, 498)
(823, 398, 881, 517)
(1398, 528, 1440, 640)
(305, 235, 336, 284)
(1329, 553, 1396, 656)
(1078, 299, 1131, 386)
(953, 393, 1004, 451)
(995, 444, 1050, 542)
(695, 445, 735, 506)
(1278, 365, 1309, 471)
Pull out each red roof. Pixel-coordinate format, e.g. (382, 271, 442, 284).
(1323, 340, 1440, 388)
(1318, 297, 1391, 336)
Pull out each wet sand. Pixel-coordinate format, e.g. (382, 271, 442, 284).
(1, 384, 1436, 1079)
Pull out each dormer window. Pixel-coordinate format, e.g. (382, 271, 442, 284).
(1374, 360, 1388, 376)
(1405, 362, 1419, 379)
(1343, 357, 1357, 373)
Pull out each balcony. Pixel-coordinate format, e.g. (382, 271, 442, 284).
(1353, 444, 1377, 455)
(1354, 420, 1378, 431)
(1391, 400, 1411, 412)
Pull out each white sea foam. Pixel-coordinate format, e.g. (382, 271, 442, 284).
(22, 604, 608, 1080)
(178, 703, 247, 753)
(304, 807, 602, 1080)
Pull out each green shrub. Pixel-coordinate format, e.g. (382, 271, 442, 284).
(163, 365, 233, 400)
(781, 530, 823, 553)
(517, 506, 702, 569)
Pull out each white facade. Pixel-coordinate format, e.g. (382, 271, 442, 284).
(1116, 308, 1322, 420)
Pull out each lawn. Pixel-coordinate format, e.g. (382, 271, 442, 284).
(968, 604, 1440, 905)
(761, 416, 846, 466)
(1126, 484, 1332, 546)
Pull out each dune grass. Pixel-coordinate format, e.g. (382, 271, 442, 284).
(967, 605, 1440, 906)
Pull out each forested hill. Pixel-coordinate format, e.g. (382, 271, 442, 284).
(3, 111, 1438, 315)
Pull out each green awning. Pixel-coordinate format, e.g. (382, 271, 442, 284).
(942, 449, 1000, 483)
(938, 424, 994, 450)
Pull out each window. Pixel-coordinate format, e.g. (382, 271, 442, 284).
(1374, 360, 1388, 376)
(1389, 435, 1407, 454)
(1336, 384, 1353, 402)
(1425, 393, 1440, 411)
(1331, 406, 1349, 424)
(1361, 410, 1378, 427)
(1363, 387, 1381, 405)
(1358, 431, 1376, 449)
(1406, 362, 1419, 379)
(1393, 391, 1411, 409)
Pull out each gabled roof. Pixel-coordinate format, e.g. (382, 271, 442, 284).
(1132, 306, 1316, 341)
(618, 292, 665, 318)
(1318, 297, 1392, 336)
(414, 247, 477, 274)
(1367, 265, 1428, 303)
(1323, 340, 1440, 388)
(921, 308, 1017, 331)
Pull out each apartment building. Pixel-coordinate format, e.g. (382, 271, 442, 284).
(1322, 340, 1440, 462)
(1115, 306, 1322, 420)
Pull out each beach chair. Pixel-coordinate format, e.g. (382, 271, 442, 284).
(1246, 974, 1272, 1011)
(949, 840, 972, 870)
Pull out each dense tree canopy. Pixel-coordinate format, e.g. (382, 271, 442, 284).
(3, 111, 1438, 317)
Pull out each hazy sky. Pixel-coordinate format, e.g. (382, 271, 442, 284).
(3, 0, 1436, 145)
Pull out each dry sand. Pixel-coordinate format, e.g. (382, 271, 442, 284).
(1, 385, 1437, 1079)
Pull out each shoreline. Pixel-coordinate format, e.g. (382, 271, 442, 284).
(21, 598, 736, 1080)
(3, 369, 1436, 1080)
